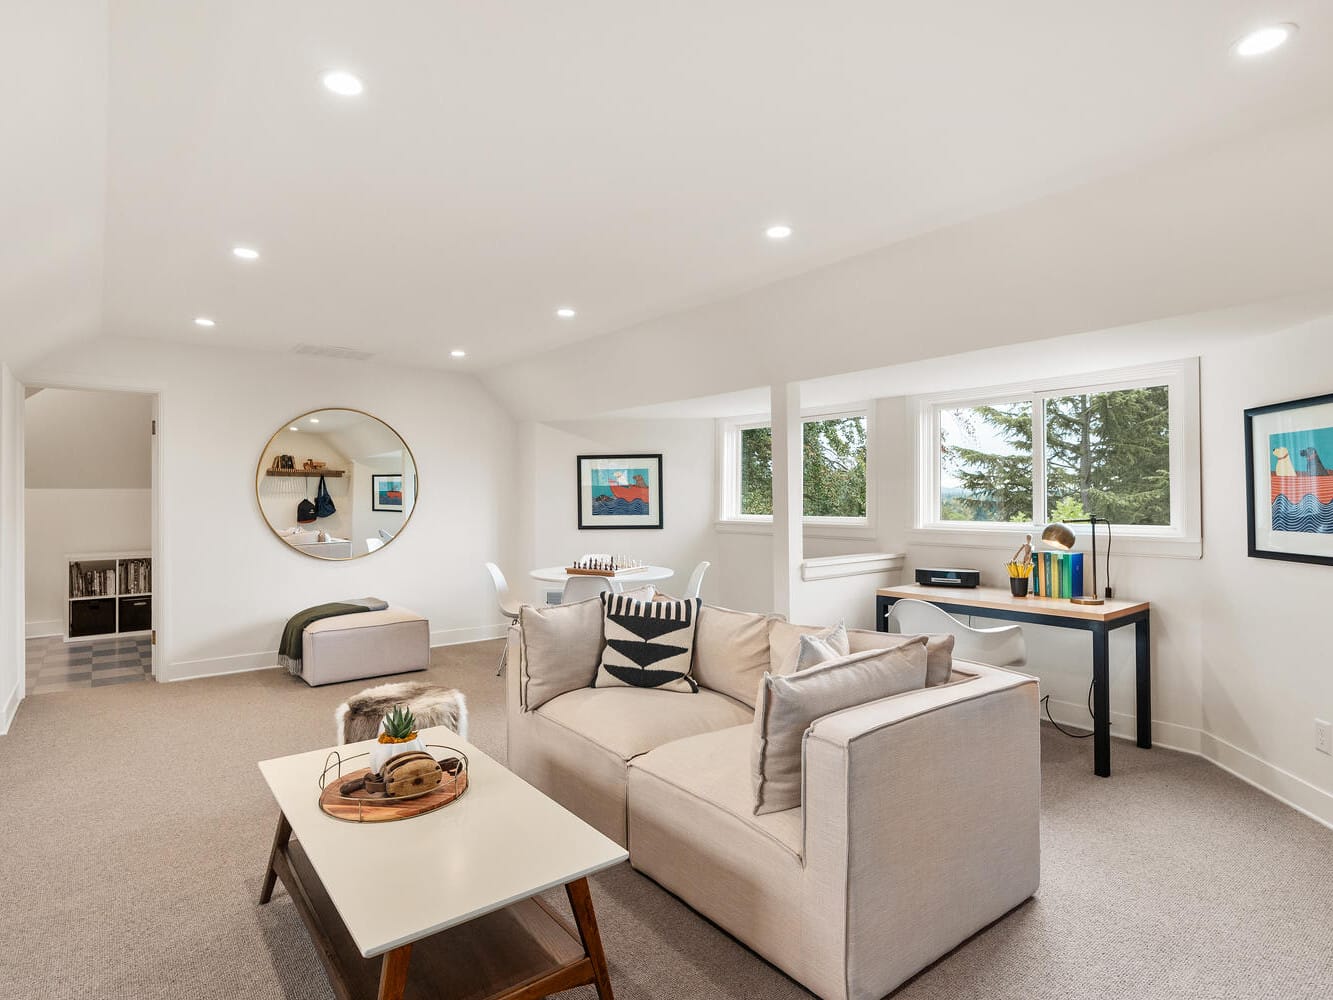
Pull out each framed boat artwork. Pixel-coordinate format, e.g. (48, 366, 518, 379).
(371, 474, 405, 513)
(1245, 392, 1333, 565)
(577, 454, 663, 529)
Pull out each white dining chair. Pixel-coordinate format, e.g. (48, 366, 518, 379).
(365, 537, 384, 553)
(683, 561, 711, 600)
(485, 562, 523, 675)
(885, 598, 1027, 668)
(562, 576, 614, 604)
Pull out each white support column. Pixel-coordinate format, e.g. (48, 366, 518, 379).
(771, 382, 802, 619)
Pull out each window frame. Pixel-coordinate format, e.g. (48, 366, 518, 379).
(716, 403, 875, 538)
(911, 359, 1201, 558)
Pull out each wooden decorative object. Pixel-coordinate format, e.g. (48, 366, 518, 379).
(563, 566, 649, 577)
(318, 748, 468, 823)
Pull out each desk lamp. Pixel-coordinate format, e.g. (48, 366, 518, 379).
(1040, 516, 1109, 606)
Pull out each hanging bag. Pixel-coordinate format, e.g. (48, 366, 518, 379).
(315, 475, 336, 518)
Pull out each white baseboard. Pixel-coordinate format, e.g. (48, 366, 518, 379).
(25, 619, 63, 639)
(430, 623, 507, 647)
(164, 624, 510, 682)
(1044, 697, 1332, 830)
(1, 681, 21, 736)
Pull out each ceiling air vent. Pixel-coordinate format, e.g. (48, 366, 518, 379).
(292, 344, 375, 362)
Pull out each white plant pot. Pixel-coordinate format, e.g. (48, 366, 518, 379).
(369, 727, 425, 776)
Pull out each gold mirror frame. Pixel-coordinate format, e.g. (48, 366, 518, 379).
(254, 407, 420, 561)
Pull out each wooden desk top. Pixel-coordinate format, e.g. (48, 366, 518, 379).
(877, 584, 1149, 623)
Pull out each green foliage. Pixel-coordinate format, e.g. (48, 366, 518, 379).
(382, 705, 417, 740)
(942, 387, 1171, 527)
(739, 417, 868, 518)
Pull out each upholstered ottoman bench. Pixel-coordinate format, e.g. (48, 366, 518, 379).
(300, 607, 430, 687)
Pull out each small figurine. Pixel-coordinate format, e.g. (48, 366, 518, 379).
(1010, 534, 1033, 566)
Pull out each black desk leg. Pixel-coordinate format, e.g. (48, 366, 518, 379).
(1135, 617, 1152, 749)
(1092, 624, 1111, 777)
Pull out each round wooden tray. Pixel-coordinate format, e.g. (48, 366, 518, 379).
(318, 746, 469, 823)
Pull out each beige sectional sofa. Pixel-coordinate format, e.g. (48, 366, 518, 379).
(505, 601, 1041, 1000)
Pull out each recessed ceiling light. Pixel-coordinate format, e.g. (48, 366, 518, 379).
(232, 246, 260, 261)
(1234, 23, 1296, 57)
(555, 307, 576, 319)
(450, 349, 467, 358)
(289, 426, 299, 432)
(193, 317, 216, 327)
(309, 417, 320, 424)
(765, 224, 793, 240)
(322, 70, 364, 96)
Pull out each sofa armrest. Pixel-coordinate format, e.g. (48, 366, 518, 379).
(798, 662, 1041, 1000)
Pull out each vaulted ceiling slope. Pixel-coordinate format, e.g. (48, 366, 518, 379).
(5, 2, 1333, 389)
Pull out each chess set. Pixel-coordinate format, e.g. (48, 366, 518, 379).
(564, 554, 648, 577)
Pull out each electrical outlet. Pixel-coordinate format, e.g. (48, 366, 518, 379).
(1317, 719, 1332, 757)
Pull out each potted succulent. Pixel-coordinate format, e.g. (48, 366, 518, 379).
(369, 705, 426, 776)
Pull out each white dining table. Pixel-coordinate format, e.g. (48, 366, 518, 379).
(530, 564, 675, 602)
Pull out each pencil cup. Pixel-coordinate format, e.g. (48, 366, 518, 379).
(1010, 577, 1030, 598)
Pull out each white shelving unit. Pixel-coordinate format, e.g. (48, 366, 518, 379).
(66, 551, 153, 642)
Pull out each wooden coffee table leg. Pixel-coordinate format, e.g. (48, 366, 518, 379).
(377, 944, 412, 1000)
(259, 812, 292, 904)
(566, 877, 614, 1000)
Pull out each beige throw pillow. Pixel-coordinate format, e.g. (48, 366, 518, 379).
(751, 638, 928, 815)
(519, 598, 606, 711)
(847, 628, 956, 686)
(692, 605, 777, 708)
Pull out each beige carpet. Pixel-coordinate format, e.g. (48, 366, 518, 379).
(2, 640, 1331, 1000)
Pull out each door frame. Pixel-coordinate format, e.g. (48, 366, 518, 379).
(20, 377, 166, 679)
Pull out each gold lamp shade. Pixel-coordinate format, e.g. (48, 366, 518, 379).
(1040, 522, 1077, 550)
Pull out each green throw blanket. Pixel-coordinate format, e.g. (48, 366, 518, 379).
(279, 597, 389, 676)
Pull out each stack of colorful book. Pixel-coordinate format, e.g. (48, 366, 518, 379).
(1032, 551, 1084, 599)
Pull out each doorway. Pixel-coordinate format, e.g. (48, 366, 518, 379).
(22, 386, 157, 693)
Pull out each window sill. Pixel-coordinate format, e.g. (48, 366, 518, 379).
(801, 552, 905, 582)
(907, 525, 1202, 560)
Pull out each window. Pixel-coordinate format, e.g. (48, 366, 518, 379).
(917, 360, 1200, 549)
(720, 409, 870, 526)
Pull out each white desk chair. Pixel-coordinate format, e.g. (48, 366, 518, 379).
(485, 562, 523, 676)
(562, 576, 614, 604)
(885, 598, 1027, 668)
(683, 561, 710, 600)
(365, 537, 384, 553)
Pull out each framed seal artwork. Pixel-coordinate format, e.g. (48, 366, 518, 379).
(577, 454, 663, 529)
(1245, 391, 1333, 566)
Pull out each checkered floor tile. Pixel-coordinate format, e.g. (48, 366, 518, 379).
(25, 635, 153, 694)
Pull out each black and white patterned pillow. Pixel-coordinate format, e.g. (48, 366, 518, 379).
(594, 593, 701, 693)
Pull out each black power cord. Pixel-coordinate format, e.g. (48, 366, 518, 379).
(1040, 681, 1106, 739)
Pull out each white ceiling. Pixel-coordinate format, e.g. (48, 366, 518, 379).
(17, 2, 1333, 374)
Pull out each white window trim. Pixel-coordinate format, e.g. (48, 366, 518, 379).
(715, 403, 876, 539)
(909, 359, 1201, 559)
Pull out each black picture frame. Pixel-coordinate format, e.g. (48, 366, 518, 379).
(576, 454, 663, 530)
(371, 473, 405, 513)
(1244, 391, 1333, 566)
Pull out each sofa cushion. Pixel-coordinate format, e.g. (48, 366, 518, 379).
(520, 597, 605, 711)
(847, 628, 956, 687)
(770, 619, 854, 677)
(692, 605, 776, 708)
(538, 685, 753, 762)
(632, 724, 803, 859)
(595, 594, 702, 693)
(752, 639, 929, 814)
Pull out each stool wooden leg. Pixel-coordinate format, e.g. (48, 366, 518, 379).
(377, 944, 412, 1000)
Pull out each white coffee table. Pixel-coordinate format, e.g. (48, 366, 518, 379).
(258, 726, 628, 1000)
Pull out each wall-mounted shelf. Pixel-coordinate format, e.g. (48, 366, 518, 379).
(265, 468, 346, 477)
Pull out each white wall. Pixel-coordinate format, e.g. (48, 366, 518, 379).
(21, 336, 517, 681)
(350, 457, 409, 551)
(258, 429, 354, 542)
(1, 367, 25, 733)
(520, 419, 720, 607)
(24, 490, 151, 636)
(25, 388, 152, 488)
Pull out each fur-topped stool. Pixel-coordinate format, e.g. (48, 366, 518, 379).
(334, 681, 468, 745)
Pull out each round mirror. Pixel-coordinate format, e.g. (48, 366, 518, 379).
(256, 408, 418, 560)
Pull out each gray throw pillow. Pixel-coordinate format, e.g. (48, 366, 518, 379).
(793, 621, 850, 672)
(520, 597, 606, 711)
(751, 637, 928, 815)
